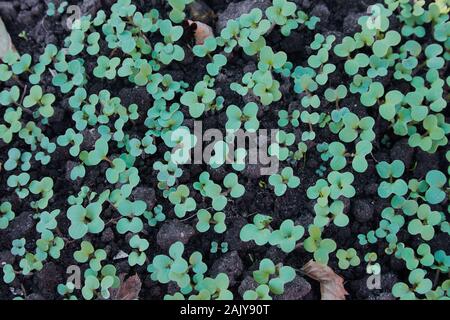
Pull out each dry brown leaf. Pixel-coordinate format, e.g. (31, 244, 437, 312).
(0, 17, 16, 59)
(302, 260, 349, 300)
(110, 274, 142, 300)
(188, 20, 213, 45)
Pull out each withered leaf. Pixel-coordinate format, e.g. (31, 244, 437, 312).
(0, 17, 16, 59)
(302, 260, 349, 300)
(110, 274, 142, 300)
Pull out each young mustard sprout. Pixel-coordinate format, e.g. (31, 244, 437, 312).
(23, 85, 55, 118)
(226, 102, 260, 132)
(128, 235, 150, 266)
(93, 56, 121, 80)
(252, 258, 296, 295)
(269, 130, 296, 161)
(407, 204, 441, 241)
(168, 0, 194, 23)
(196, 209, 226, 234)
(57, 129, 84, 157)
(376, 160, 408, 198)
(2, 264, 16, 284)
(168, 185, 196, 218)
(67, 202, 105, 239)
(0, 202, 15, 230)
(4, 148, 32, 171)
(392, 268, 432, 300)
(269, 167, 300, 196)
(210, 241, 229, 254)
(116, 200, 146, 234)
(240, 214, 273, 246)
(303, 225, 337, 264)
(336, 248, 360, 270)
(148, 241, 211, 292)
(269, 219, 304, 253)
(181, 81, 217, 118)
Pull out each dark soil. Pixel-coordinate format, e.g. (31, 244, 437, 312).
(0, 0, 448, 300)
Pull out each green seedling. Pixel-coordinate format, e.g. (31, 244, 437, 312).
(7, 173, 30, 198)
(57, 282, 77, 300)
(431, 250, 450, 273)
(168, 0, 194, 23)
(190, 273, 233, 300)
(307, 179, 331, 207)
(243, 285, 271, 300)
(265, 0, 297, 26)
(392, 268, 432, 300)
(269, 219, 304, 253)
(23, 85, 55, 118)
(324, 85, 348, 107)
(376, 160, 408, 198)
(207, 54, 227, 77)
(4, 148, 32, 171)
(240, 214, 273, 246)
(29, 177, 54, 210)
(57, 129, 83, 157)
(36, 230, 65, 260)
(168, 185, 196, 218)
(300, 111, 319, 141)
(196, 209, 226, 234)
(253, 258, 296, 295)
(128, 235, 149, 266)
(105, 158, 127, 184)
(144, 205, 166, 227)
(193, 37, 218, 58)
(81, 265, 120, 300)
(291, 142, 308, 162)
(181, 81, 217, 118)
(35, 209, 60, 234)
(424, 170, 447, 204)
(327, 171, 355, 200)
(338, 113, 375, 143)
(223, 173, 245, 198)
(93, 56, 121, 80)
(46, 2, 56, 16)
(365, 252, 381, 275)
(314, 200, 349, 228)
(278, 110, 300, 128)
(11, 238, 26, 257)
(303, 225, 337, 264)
(11, 54, 32, 75)
(67, 202, 104, 239)
(269, 167, 300, 196)
(116, 200, 146, 234)
(226, 102, 259, 132)
(407, 204, 441, 241)
(258, 46, 288, 72)
(269, 130, 296, 161)
(327, 142, 346, 171)
(408, 114, 449, 153)
(19, 252, 43, 275)
(2, 264, 16, 284)
(210, 242, 229, 254)
(192, 173, 227, 210)
(336, 248, 360, 270)
(0, 86, 20, 106)
(372, 30, 401, 57)
(149, 241, 204, 289)
(74, 241, 106, 272)
(155, 20, 185, 64)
